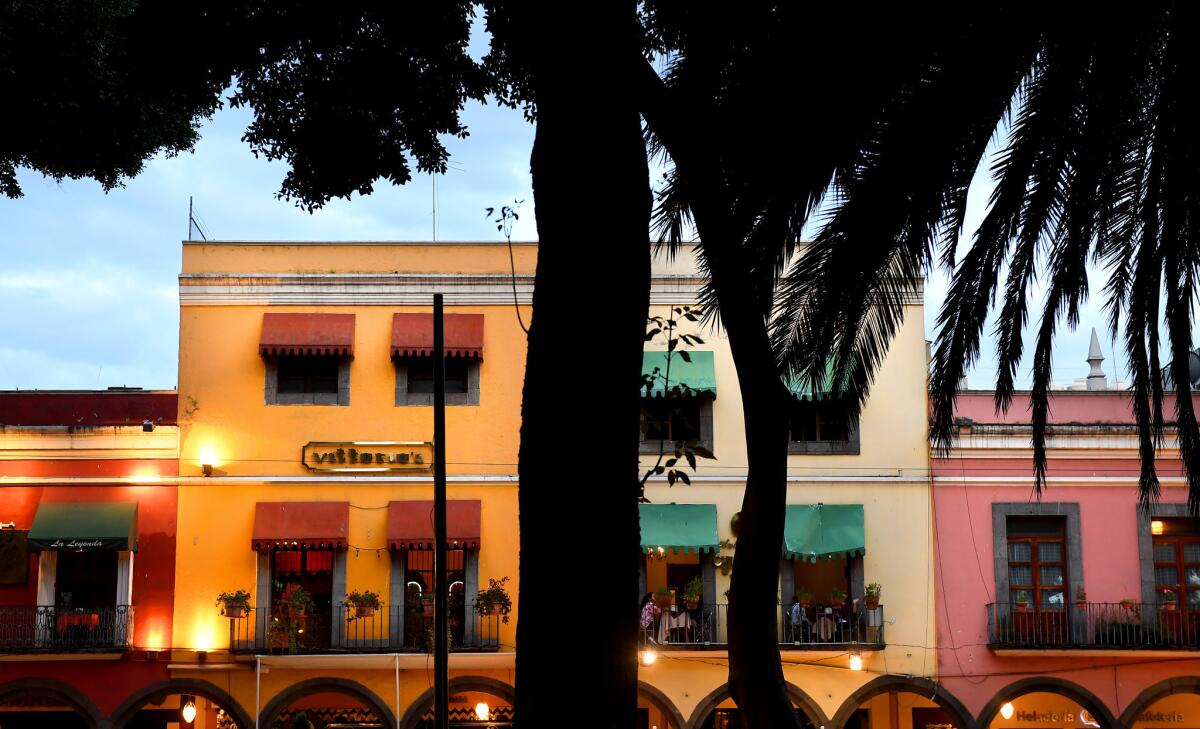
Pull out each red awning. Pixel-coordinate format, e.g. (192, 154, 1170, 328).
(391, 314, 484, 359)
(387, 500, 481, 550)
(260, 313, 355, 357)
(252, 502, 349, 551)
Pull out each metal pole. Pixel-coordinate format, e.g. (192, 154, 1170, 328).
(433, 293, 449, 729)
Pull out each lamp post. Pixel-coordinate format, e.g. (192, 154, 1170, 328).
(433, 294, 449, 729)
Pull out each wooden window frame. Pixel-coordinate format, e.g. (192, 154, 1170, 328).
(264, 355, 351, 406)
(1152, 533, 1200, 612)
(787, 399, 860, 455)
(1007, 523, 1067, 613)
(638, 396, 714, 456)
(395, 357, 481, 407)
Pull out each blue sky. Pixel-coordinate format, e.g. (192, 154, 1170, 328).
(0, 97, 1116, 393)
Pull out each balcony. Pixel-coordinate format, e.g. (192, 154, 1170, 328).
(0, 606, 134, 653)
(228, 602, 501, 654)
(640, 603, 885, 650)
(987, 602, 1200, 651)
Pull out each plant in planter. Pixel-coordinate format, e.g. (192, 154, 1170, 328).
(683, 576, 703, 609)
(1014, 591, 1030, 612)
(216, 589, 252, 619)
(795, 587, 814, 608)
(279, 585, 314, 617)
(1075, 588, 1087, 608)
(830, 588, 847, 607)
(1160, 587, 1178, 611)
(864, 583, 882, 610)
(422, 624, 455, 652)
(653, 585, 674, 611)
(346, 589, 381, 619)
(475, 576, 513, 624)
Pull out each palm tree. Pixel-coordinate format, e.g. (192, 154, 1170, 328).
(774, 5, 1200, 513)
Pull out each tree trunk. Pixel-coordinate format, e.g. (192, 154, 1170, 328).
(514, 5, 650, 729)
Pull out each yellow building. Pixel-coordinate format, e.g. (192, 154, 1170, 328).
(164, 240, 944, 729)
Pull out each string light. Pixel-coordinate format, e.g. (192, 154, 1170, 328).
(848, 650, 863, 671)
(1000, 702, 1015, 720)
(640, 649, 658, 667)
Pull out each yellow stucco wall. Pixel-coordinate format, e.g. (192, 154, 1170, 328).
(173, 241, 935, 725)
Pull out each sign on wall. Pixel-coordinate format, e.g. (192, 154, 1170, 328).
(302, 441, 434, 473)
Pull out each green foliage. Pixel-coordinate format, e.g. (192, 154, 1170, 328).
(795, 587, 813, 603)
(683, 576, 703, 601)
(346, 590, 381, 608)
(865, 583, 882, 599)
(475, 576, 513, 624)
(640, 305, 707, 499)
(215, 589, 252, 615)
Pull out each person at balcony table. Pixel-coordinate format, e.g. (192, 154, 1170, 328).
(639, 593, 661, 644)
(788, 597, 809, 642)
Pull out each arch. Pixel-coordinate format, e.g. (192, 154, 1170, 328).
(0, 677, 106, 729)
(830, 675, 975, 729)
(638, 680, 688, 729)
(398, 675, 516, 729)
(258, 677, 396, 729)
(109, 678, 253, 729)
(1118, 676, 1200, 728)
(684, 681, 830, 729)
(977, 677, 1117, 729)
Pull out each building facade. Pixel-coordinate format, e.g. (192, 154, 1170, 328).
(932, 385, 1200, 729)
(1, 239, 946, 728)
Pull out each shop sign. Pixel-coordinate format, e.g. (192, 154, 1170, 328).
(302, 441, 433, 473)
(1013, 709, 1101, 728)
(1138, 711, 1185, 723)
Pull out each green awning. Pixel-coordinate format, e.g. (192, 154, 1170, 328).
(783, 504, 863, 562)
(640, 503, 719, 554)
(787, 360, 839, 402)
(27, 502, 138, 552)
(642, 351, 716, 397)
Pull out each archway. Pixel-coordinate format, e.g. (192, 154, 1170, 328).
(0, 677, 105, 729)
(830, 675, 975, 729)
(398, 676, 515, 728)
(638, 681, 687, 729)
(685, 682, 829, 729)
(1119, 677, 1200, 729)
(259, 678, 395, 729)
(977, 678, 1117, 729)
(110, 678, 253, 729)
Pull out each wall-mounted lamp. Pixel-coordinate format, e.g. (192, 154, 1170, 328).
(848, 649, 863, 671)
(202, 463, 214, 477)
(1000, 702, 1015, 720)
(142, 419, 155, 433)
(181, 695, 197, 724)
(639, 649, 657, 667)
(1151, 520, 1165, 535)
(474, 702, 490, 721)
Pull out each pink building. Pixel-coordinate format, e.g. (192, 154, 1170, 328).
(932, 385, 1200, 729)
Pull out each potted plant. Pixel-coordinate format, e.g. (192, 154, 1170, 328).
(795, 587, 814, 608)
(864, 583, 882, 610)
(830, 588, 847, 607)
(279, 585, 313, 617)
(683, 576, 703, 609)
(653, 585, 674, 611)
(216, 589, 252, 619)
(1014, 591, 1030, 612)
(475, 576, 514, 624)
(346, 589, 381, 619)
(1075, 588, 1087, 608)
(1160, 587, 1178, 612)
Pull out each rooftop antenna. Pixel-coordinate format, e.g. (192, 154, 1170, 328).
(188, 196, 210, 241)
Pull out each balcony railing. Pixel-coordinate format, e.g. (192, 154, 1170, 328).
(987, 602, 1200, 649)
(639, 603, 885, 650)
(229, 602, 501, 654)
(0, 606, 134, 652)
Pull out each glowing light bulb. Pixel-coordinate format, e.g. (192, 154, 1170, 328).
(640, 649, 657, 667)
(848, 651, 863, 671)
(182, 699, 197, 723)
(475, 702, 490, 721)
(1152, 520, 1165, 535)
(1000, 702, 1015, 720)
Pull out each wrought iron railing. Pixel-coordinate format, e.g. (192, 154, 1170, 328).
(782, 604, 885, 647)
(0, 606, 134, 652)
(638, 603, 885, 650)
(228, 601, 501, 654)
(987, 601, 1200, 649)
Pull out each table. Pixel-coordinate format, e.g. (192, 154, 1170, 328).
(657, 610, 695, 643)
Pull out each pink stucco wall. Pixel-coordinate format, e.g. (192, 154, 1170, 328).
(932, 391, 1200, 724)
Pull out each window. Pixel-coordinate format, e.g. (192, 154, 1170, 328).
(271, 549, 335, 651)
(1152, 518, 1200, 611)
(55, 551, 117, 609)
(395, 357, 480, 406)
(788, 399, 859, 454)
(639, 397, 714, 454)
(265, 355, 350, 406)
(403, 549, 466, 646)
(1007, 517, 1067, 609)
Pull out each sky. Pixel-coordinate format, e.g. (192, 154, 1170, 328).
(0, 96, 1118, 393)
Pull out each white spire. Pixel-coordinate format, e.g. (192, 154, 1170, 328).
(1086, 328, 1107, 391)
